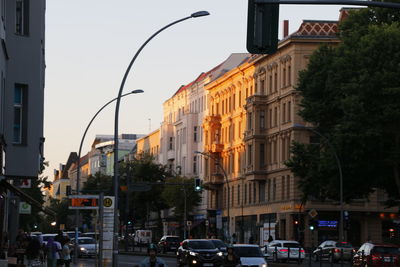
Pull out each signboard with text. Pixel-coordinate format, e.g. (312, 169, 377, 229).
(68, 195, 99, 210)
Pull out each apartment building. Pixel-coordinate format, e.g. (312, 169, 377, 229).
(136, 129, 160, 162)
(0, 0, 46, 246)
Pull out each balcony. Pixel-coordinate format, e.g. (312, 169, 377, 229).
(211, 143, 224, 153)
(203, 173, 224, 188)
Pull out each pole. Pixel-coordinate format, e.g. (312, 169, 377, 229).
(112, 12, 209, 266)
(195, 151, 230, 241)
(73, 90, 142, 263)
(99, 193, 104, 267)
(183, 185, 187, 239)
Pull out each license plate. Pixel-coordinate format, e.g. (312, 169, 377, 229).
(203, 264, 213, 266)
(170, 247, 176, 250)
(384, 257, 392, 262)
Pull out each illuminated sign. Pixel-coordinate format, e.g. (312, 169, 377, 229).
(318, 220, 338, 228)
(68, 195, 99, 210)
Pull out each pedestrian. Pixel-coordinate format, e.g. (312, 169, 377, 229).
(231, 233, 237, 244)
(46, 238, 61, 267)
(139, 243, 167, 267)
(268, 235, 273, 243)
(26, 236, 41, 267)
(222, 245, 240, 267)
(61, 237, 71, 267)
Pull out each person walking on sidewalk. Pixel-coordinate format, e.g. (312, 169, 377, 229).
(61, 237, 71, 267)
(139, 244, 167, 267)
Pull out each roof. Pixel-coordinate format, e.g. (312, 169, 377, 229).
(292, 20, 338, 38)
(170, 53, 250, 98)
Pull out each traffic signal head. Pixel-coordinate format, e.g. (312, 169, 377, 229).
(309, 225, 315, 231)
(194, 178, 202, 192)
(247, 0, 279, 54)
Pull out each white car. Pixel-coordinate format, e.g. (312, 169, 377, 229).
(233, 244, 268, 267)
(70, 237, 98, 257)
(41, 234, 57, 245)
(263, 240, 305, 263)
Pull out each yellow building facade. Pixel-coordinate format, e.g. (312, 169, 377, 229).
(202, 18, 396, 246)
(136, 129, 161, 161)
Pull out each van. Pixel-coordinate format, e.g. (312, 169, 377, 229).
(134, 230, 152, 245)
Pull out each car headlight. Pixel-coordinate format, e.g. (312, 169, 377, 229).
(217, 252, 223, 257)
(80, 247, 86, 251)
(260, 264, 267, 267)
(189, 251, 198, 256)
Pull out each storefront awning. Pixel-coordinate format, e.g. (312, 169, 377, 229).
(0, 180, 56, 217)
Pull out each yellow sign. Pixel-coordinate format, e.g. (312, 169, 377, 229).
(103, 197, 113, 208)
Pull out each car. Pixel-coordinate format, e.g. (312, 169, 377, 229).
(233, 244, 268, 267)
(177, 239, 224, 267)
(41, 234, 57, 245)
(263, 240, 305, 263)
(69, 237, 98, 258)
(208, 239, 228, 255)
(134, 230, 152, 246)
(81, 232, 99, 240)
(352, 242, 400, 267)
(65, 231, 81, 239)
(158, 235, 181, 253)
(313, 240, 355, 262)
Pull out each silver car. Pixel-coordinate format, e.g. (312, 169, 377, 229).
(70, 237, 98, 257)
(263, 240, 305, 263)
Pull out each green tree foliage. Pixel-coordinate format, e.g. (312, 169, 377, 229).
(161, 176, 202, 220)
(81, 172, 113, 195)
(286, 5, 400, 205)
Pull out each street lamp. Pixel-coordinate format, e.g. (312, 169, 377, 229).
(112, 11, 210, 266)
(74, 89, 143, 263)
(194, 151, 230, 242)
(293, 123, 344, 242)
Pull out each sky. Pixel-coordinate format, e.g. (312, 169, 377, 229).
(44, 0, 345, 181)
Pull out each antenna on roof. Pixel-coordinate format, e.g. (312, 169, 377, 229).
(148, 118, 151, 132)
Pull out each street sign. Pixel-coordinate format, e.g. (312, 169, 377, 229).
(308, 209, 318, 218)
(19, 202, 31, 214)
(103, 197, 114, 209)
(68, 195, 99, 210)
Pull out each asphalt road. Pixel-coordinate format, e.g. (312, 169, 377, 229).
(71, 254, 353, 267)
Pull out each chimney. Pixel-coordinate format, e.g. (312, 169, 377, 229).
(283, 20, 289, 38)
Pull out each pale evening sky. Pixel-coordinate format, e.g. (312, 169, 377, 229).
(44, 1, 346, 181)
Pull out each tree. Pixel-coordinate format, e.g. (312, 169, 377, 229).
(161, 176, 202, 220)
(286, 5, 400, 205)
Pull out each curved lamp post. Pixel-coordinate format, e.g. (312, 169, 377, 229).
(112, 11, 209, 266)
(293, 123, 344, 242)
(194, 150, 230, 242)
(73, 89, 143, 264)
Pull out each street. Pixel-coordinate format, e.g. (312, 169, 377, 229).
(69, 254, 353, 267)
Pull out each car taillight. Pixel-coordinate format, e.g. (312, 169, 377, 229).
(371, 254, 381, 261)
(180, 242, 183, 246)
(279, 249, 289, 252)
(334, 249, 341, 253)
(300, 249, 305, 253)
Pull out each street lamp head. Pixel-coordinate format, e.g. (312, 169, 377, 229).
(130, 89, 144, 94)
(191, 11, 210, 18)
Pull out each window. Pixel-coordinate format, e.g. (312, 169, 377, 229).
(267, 180, 271, 201)
(274, 72, 278, 92)
(193, 156, 197, 174)
(233, 94, 236, 109)
(237, 185, 241, 205)
(248, 144, 252, 165)
(283, 68, 286, 87)
(259, 181, 265, 203)
(274, 107, 277, 126)
(260, 79, 265, 95)
(260, 143, 265, 167)
(273, 178, 276, 200)
(282, 103, 286, 123)
(13, 84, 27, 144)
(169, 137, 173, 150)
(244, 184, 247, 204)
(288, 65, 292, 85)
(269, 75, 272, 94)
(253, 183, 257, 203)
(260, 110, 265, 129)
(286, 175, 291, 200)
(249, 183, 252, 203)
(194, 126, 198, 142)
(15, 0, 29, 36)
(281, 176, 285, 200)
(269, 109, 272, 128)
(288, 101, 292, 121)
(239, 91, 242, 106)
(248, 112, 252, 130)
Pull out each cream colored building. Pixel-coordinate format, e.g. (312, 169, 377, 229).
(202, 16, 397, 246)
(136, 129, 161, 162)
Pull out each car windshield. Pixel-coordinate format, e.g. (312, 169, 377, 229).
(166, 237, 179, 242)
(211, 240, 226, 248)
(42, 235, 56, 241)
(188, 241, 215, 249)
(79, 238, 95, 244)
(336, 242, 353, 248)
(372, 246, 400, 255)
(283, 243, 300, 248)
(234, 246, 263, 257)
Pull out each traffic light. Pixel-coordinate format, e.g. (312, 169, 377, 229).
(247, 0, 279, 54)
(194, 178, 202, 192)
(344, 211, 350, 230)
(309, 219, 318, 231)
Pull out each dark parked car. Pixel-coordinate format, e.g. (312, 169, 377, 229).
(158, 235, 181, 253)
(313, 240, 355, 262)
(353, 242, 400, 267)
(177, 239, 224, 267)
